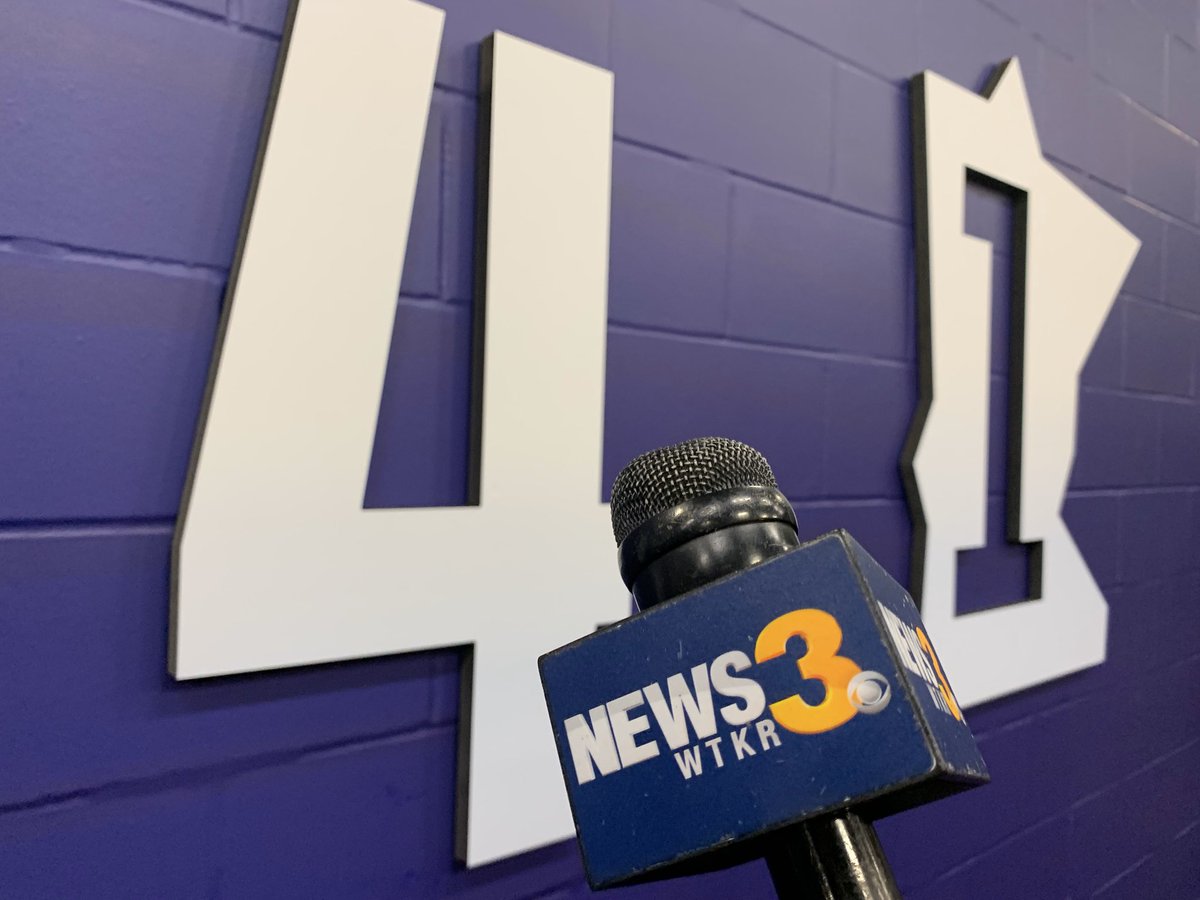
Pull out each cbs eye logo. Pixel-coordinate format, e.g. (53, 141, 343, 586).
(848, 671, 892, 714)
(753, 608, 892, 735)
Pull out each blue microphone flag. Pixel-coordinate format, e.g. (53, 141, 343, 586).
(539, 531, 988, 888)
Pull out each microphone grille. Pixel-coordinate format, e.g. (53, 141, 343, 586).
(609, 437, 779, 545)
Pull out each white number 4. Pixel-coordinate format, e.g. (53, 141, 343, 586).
(171, 0, 624, 867)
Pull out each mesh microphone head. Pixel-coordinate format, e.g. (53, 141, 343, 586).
(609, 437, 779, 545)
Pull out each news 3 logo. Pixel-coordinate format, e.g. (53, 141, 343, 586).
(564, 603, 961, 786)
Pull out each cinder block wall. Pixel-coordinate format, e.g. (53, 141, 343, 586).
(0, 1, 1197, 897)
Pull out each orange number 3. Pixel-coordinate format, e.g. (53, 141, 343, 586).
(754, 608, 863, 735)
(917, 627, 963, 721)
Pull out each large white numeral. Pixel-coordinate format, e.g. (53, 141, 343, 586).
(909, 60, 1139, 707)
(171, 0, 624, 867)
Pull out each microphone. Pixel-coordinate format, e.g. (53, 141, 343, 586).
(539, 437, 989, 896)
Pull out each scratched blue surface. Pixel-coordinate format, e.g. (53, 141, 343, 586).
(541, 533, 985, 886)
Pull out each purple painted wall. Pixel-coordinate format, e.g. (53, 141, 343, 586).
(1, 0, 1198, 897)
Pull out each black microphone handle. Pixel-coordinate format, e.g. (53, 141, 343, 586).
(765, 812, 902, 900)
(620, 489, 901, 900)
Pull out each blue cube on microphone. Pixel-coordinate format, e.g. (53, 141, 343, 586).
(539, 529, 988, 889)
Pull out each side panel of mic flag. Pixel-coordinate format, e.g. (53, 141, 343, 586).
(844, 533, 988, 781)
(539, 531, 988, 888)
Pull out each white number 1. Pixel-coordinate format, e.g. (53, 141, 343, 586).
(908, 60, 1138, 707)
